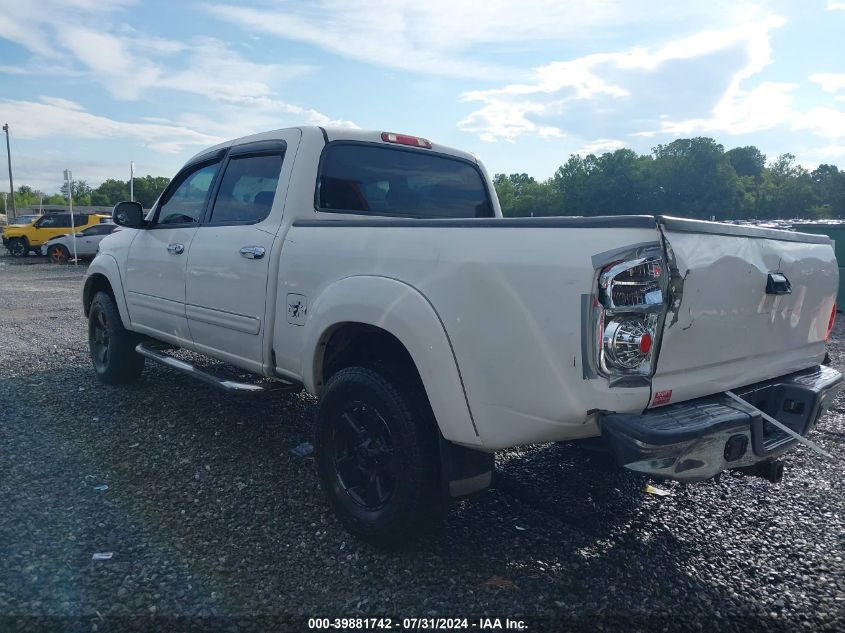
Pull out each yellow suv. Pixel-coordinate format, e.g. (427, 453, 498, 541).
(3, 213, 110, 257)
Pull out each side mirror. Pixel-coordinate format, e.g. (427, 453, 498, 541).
(112, 201, 145, 228)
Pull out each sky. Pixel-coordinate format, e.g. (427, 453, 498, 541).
(0, 0, 844, 194)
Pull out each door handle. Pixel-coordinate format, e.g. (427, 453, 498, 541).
(240, 246, 266, 259)
(167, 243, 184, 254)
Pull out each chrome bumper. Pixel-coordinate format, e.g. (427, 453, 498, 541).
(601, 365, 842, 482)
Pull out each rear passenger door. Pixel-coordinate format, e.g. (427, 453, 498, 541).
(185, 134, 297, 371)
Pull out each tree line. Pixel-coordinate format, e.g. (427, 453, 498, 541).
(493, 137, 845, 220)
(12, 175, 170, 210)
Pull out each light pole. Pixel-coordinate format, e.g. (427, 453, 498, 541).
(3, 123, 15, 221)
(130, 161, 135, 202)
(64, 169, 78, 265)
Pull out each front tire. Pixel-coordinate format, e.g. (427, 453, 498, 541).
(88, 291, 144, 384)
(7, 238, 28, 257)
(316, 367, 443, 546)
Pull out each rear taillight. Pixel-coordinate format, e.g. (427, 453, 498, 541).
(381, 131, 432, 149)
(595, 255, 668, 382)
(826, 303, 837, 341)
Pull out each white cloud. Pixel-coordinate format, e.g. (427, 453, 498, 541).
(0, 97, 224, 153)
(576, 139, 626, 155)
(459, 15, 790, 141)
(38, 97, 86, 111)
(827, 1, 845, 10)
(794, 106, 845, 139)
(0, 0, 355, 137)
(154, 38, 314, 104)
(811, 73, 845, 94)
(660, 81, 799, 136)
(815, 144, 845, 157)
(203, 0, 609, 78)
(0, 0, 133, 57)
(203, 0, 764, 79)
(459, 100, 565, 142)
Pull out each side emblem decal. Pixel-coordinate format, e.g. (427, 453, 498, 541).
(287, 293, 307, 326)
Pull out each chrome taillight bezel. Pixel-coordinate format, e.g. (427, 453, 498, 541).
(593, 252, 669, 384)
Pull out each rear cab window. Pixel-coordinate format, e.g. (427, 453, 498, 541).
(317, 143, 492, 218)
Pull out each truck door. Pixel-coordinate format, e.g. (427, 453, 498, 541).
(185, 133, 298, 373)
(124, 154, 224, 346)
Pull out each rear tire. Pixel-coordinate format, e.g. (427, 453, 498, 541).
(7, 238, 28, 257)
(48, 244, 69, 264)
(315, 366, 443, 546)
(89, 291, 144, 384)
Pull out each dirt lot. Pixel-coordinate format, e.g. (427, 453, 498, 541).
(1, 256, 844, 632)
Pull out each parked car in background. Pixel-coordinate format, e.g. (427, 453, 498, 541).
(41, 223, 121, 263)
(3, 213, 110, 256)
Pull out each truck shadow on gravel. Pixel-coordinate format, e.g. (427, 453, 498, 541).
(0, 361, 761, 621)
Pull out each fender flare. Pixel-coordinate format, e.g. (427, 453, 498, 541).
(302, 275, 481, 447)
(83, 254, 131, 327)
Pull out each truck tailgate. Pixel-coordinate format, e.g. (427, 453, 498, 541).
(650, 217, 838, 407)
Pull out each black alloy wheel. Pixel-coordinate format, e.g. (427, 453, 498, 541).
(315, 366, 443, 545)
(331, 401, 397, 511)
(8, 238, 27, 257)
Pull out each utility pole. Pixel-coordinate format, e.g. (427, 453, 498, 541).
(130, 161, 135, 202)
(64, 169, 78, 265)
(3, 123, 15, 221)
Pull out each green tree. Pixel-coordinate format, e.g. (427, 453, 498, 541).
(651, 137, 741, 219)
(494, 173, 556, 216)
(811, 164, 845, 217)
(760, 154, 816, 218)
(60, 179, 93, 205)
(132, 175, 170, 209)
(726, 146, 766, 180)
(91, 178, 130, 206)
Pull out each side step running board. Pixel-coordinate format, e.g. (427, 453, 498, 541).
(135, 343, 299, 394)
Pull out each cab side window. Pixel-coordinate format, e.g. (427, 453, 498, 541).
(155, 161, 220, 225)
(208, 153, 284, 225)
(37, 215, 59, 228)
(38, 214, 76, 228)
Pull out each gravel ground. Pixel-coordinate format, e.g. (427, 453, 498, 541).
(0, 255, 843, 632)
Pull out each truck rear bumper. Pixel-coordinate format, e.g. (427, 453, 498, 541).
(601, 365, 842, 482)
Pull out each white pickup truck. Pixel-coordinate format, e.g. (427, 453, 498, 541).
(83, 126, 842, 544)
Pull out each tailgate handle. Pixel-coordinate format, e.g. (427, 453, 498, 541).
(766, 272, 792, 295)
